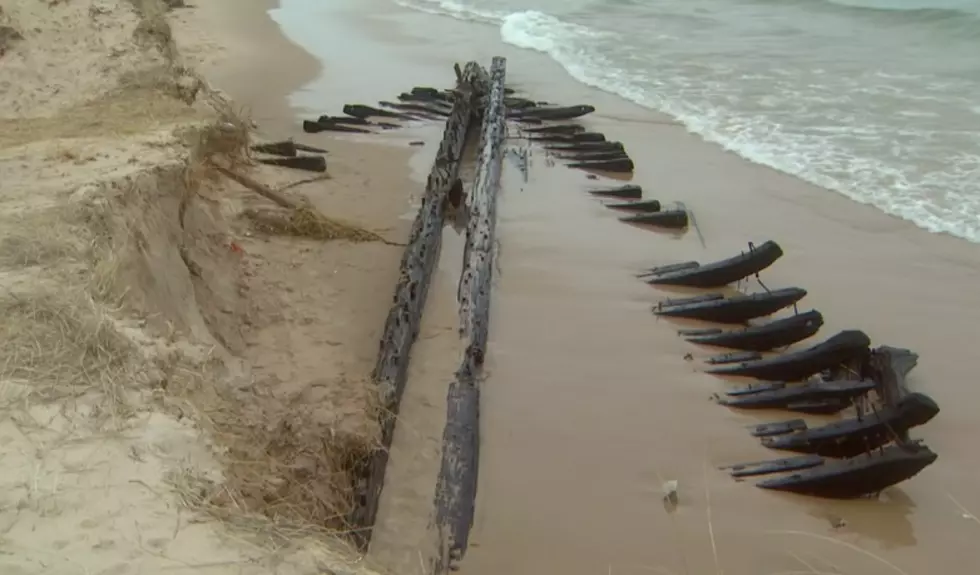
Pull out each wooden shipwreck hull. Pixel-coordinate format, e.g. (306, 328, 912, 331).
(604, 199, 662, 213)
(683, 309, 824, 351)
(589, 184, 642, 199)
(622, 209, 689, 229)
(653, 287, 808, 324)
(756, 443, 938, 498)
(707, 329, 871, 381)
(719, 378, 876, 410)
(760, 392, 940, 458)
(644, 240, 784, 288)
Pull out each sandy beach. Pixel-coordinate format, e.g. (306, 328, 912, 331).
(3, 0, 980, 574)
(0, 0, 423, 573)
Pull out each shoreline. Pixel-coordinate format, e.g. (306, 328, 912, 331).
(254, 1, 980, 574)
(3, 0, 978, 573)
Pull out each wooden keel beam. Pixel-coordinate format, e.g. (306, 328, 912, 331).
(434, 56, 507, 574)
(348, 61, 486, 550)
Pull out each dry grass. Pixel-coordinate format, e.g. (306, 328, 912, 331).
(160, 365, 381, 535)
(0, 0, 384, 564)
(0, 288, 135, 416)
(243, 206, 394, 243)
(0, 200, 137, 428)
(0, 211, 85, 268)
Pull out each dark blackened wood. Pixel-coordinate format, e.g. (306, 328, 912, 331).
(863, 346, 920, 440)
(256, 155, 326, 173)
(434, 56, 507, 574)
(562, 151, 631, 163)
(294, 142, 327, 154)
(511, 104, 595, 121)
(523, 123, 585, 135)
(343, 103, 412, 120)
(545, 141, 625, 153)
(588, 184, 642, 199)
(622, 209, 689, 228)
(568, 157, 635, 173)
(349, 61, 486, 550)
(302, 119, 372, 134)
(531, 131, 606, 143)
(379, 100, 452, 117)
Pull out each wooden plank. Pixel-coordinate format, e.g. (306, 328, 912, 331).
(348, 61, 486, 550)
(434, 56, 507, 574)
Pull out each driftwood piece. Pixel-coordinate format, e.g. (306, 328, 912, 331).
(434, 56, 507, 574)
(348, 61, 487, 550)
(252, 140, 327, 156)
(211, 164, 296, 209)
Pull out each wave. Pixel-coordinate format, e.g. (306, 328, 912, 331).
(756, 0, 980, 28)
(392, 1, 980, 242)
(390, 0, 504, 23)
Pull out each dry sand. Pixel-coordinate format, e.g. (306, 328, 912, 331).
(0, 0, 426, 573)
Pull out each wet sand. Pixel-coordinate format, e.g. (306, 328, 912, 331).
(256, 0, 980, 573)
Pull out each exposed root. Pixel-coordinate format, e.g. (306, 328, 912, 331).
(243, 206, 403, 245)
(212, 162, 405, 245)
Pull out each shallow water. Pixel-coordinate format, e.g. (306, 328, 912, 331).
(395, 0, 980, 243)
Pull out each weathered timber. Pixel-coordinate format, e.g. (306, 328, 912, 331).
(706, 350, 763, 365)
(756, 442, 938, 498)
(864, 346, 918, 419)
(256, 155, 327, 173)
(319, 114, 371, 125)
(569, 157, 635, 173)
(303, 119, 373, 134)
(787, 399, 852, 415)
(645, 240, 784, 288)
(349, 61, 486, 550)
(251, 140, 298, 157)
(531, 131, 606, 143)
(545, 141, 625, 153)
(652, 287, 808, 324)
(604, 199, 662, 213)
(524, 123, 585, 135)
(760, 392, 940, 458)
(379, 100, 452, 117)
(343, 103, 412, 120)
(685, 309, 824, 352)
(435, 56, 507, 575)
(641, 261, 699, 277)
(622, 209, 688, 229)
(726, 454, 825, 478)
(588, 184, 642, 199)
(719, 379, 875, 410)
(751, 418, 807, 437)
(563, 151, 632, 163)
(513, 104, 595, 121)
(707, 330, 872, 381)
(726, 381, 789, 396)
(659, 293, 725, 308)
(294, 142, 328, 154)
